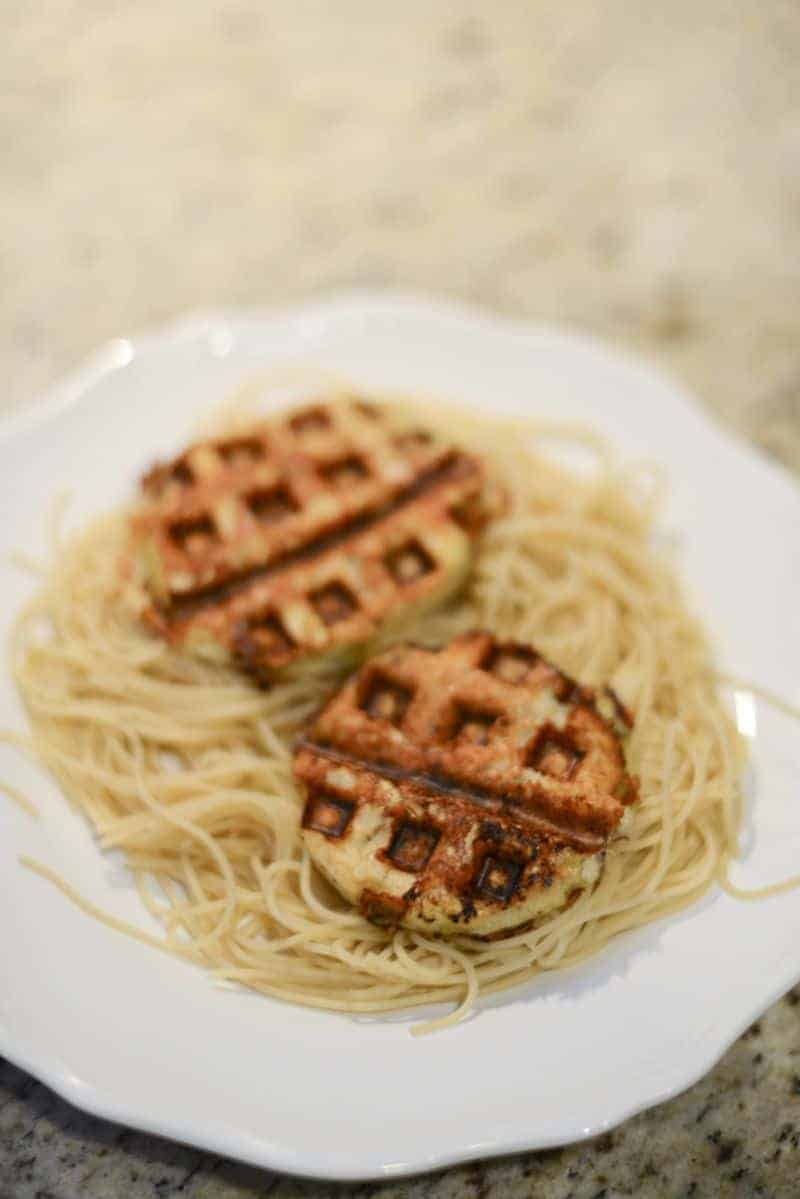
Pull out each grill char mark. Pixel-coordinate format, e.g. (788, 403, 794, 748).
(162, 450, 477, 622)
(302, 793, 355, 837)
(295, 738, 605, 853)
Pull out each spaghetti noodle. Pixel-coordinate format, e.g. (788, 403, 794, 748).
(8, 397, 746, 1032)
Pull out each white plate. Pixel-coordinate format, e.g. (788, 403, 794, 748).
(1, 293, 799, 1181)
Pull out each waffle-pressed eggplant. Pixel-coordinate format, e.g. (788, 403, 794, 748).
(132, 399, 498, 681)
(294, 631, 638, 936)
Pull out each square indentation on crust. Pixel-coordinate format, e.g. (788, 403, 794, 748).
(217, 436, 265, 467)
(289, 407, 331, 435)
(320, 454, 370, 488)
(476, 855, 523, 902)
(351, 399, 382, 420)
(303, 793, 354, 837)
(360, 889, 407, 927)
(310, 581, 358, 626)
(448, 496, 484, 534)
(449, 704, 498, 747)
(394, 429, 433, 453)
(484, 645, 539, 685)
(170, 459, 194, 486)
(527, 728, 585, 780)
(145, 457, 194, 496)
(385, 539, 435, 585)
(387, 822, 440, 872)
(360, 673, 413, 725)
(247, 484, 297, 523)
(169, 513, 218, 555)
(245, 612, 295, 658)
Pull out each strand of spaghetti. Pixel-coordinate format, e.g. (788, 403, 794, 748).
(712, 678, 800, 898)
(10, 550, 47, 575)
(100, 792, 295, 850)
(392, 934, 469, 986)
(296, 852, 371, 928)
(717, 861, 800, 901)
(126, 736, 239, 950)
(716, 676, 800, 722)
(21, 856, 200, 961)
(0, 779, 39, 817)
(640, 723, 677, 897)
(408, 935, 478, 1036)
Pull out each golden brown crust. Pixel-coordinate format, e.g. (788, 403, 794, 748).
(294, 631, 639, 935)
(131, 399, 497, 681)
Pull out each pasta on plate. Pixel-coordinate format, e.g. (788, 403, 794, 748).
(7, 391, 746, 1033)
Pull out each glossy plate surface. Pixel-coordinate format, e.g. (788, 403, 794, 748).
(1, 293, 799, 1181)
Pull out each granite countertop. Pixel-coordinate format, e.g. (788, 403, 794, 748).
(2, 3, 799, 1196)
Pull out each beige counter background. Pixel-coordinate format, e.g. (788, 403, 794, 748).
(2, 3, 799, 1197)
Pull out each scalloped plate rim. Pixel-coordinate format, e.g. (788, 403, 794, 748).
(0, 291, 798, 1181)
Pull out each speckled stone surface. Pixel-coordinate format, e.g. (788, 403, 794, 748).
(2, 3, 799, 1197)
